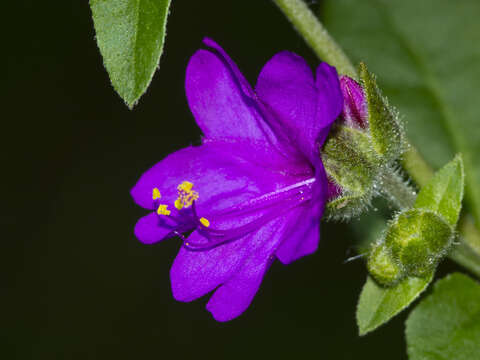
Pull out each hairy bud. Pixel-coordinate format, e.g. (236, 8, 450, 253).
(367, 242, 403, 287)
(367, 156, 464, 286)
(323, 64, 405, 220)
(385, 209, 453, 277)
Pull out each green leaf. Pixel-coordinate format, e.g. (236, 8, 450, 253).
(357, 273, 433, 336)
(415, 155, 465, 226)
(406, 273, 480, 360)
(322, 0, 480, 226)
(90, 0, 171, 108)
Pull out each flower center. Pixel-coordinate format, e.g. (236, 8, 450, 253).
(152, 178, 315, 250)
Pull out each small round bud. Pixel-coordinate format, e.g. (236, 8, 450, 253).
(385, 209, 453, 277)
(367, 243, 403, 287)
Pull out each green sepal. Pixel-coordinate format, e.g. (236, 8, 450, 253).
(323, 124, 380, 219)
(367, 242, 403, 287)
(359, 62, 404, 161)
(385, 209, 453, 277)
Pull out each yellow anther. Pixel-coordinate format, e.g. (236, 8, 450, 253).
(184, 191, 199, 206)
(177, 181, 194, 193)
(174, 198, 184, 210)
(175, 180, 199, 209)
(156, 204, 171, 216)
(199, 217, 210, 227)
(152, 187, 161, 200)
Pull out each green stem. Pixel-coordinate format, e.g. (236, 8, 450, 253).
(272, 0, 357, 78)
(273, 0, 480, 277)
(379, 168, 416, 209)
(400, 146, 434, 188)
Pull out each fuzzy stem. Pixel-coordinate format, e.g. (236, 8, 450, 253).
(379, 168, 416, 209)
(272, 0, 357, 78)
(401, 146, 434, 187)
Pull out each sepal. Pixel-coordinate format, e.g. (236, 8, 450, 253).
(367, 242, 403, 287)
(358, 62, 405, 162)
(385, 209, 453, 277)
(323, 124, 381, 219)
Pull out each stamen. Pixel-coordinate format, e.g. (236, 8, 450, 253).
(183, 178, 317, 251)
(157, 204, 171, 216)
(219, 177, 316, 217)
(199, 217, 210, 227)
(185, 200, 299, 251)
(176, 180, 199, 209)
(152, 187, 161, 200)
(160, 177, 317, 251)
(177, 181, 194, 193)
(174, 199, 184, 210)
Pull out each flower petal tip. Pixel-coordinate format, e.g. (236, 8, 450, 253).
(202, 37, 217, 48)
(133, 213, 169, 244)
(169, 275, 194, 303)
(206, 302, 238, 323)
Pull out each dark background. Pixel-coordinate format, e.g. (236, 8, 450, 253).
(3, 1, 451, 359)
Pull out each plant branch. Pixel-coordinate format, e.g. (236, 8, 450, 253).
(273, 0, 357, 78)
(379, 167, 416, 210)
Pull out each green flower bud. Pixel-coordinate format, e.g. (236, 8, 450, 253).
(367, 242, 403, 287)
(385, 209, 453, 277)
(366, 156, 463, 286)
(323, 64, 405, 220)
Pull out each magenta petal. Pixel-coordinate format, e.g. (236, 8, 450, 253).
(311, 157, 329, 217)
(134, 213, 175, 244)
(205, 262, 267, 322)
(340, 76, 367, 128)
(275, 205, 320, 264)
(130, 142, 288, 211)
(170, 230, 257, 302)
(171, 213, 286, 306)
(255, 51, 318, 158)
(276, 160, 327, 264)
(205, 216, 284, 321)
(314, 62, 343, 146)
(202, 38, 255, 99)
(185, 41, 274, 144)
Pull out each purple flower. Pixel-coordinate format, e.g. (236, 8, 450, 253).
(131, 38, 343, 321)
